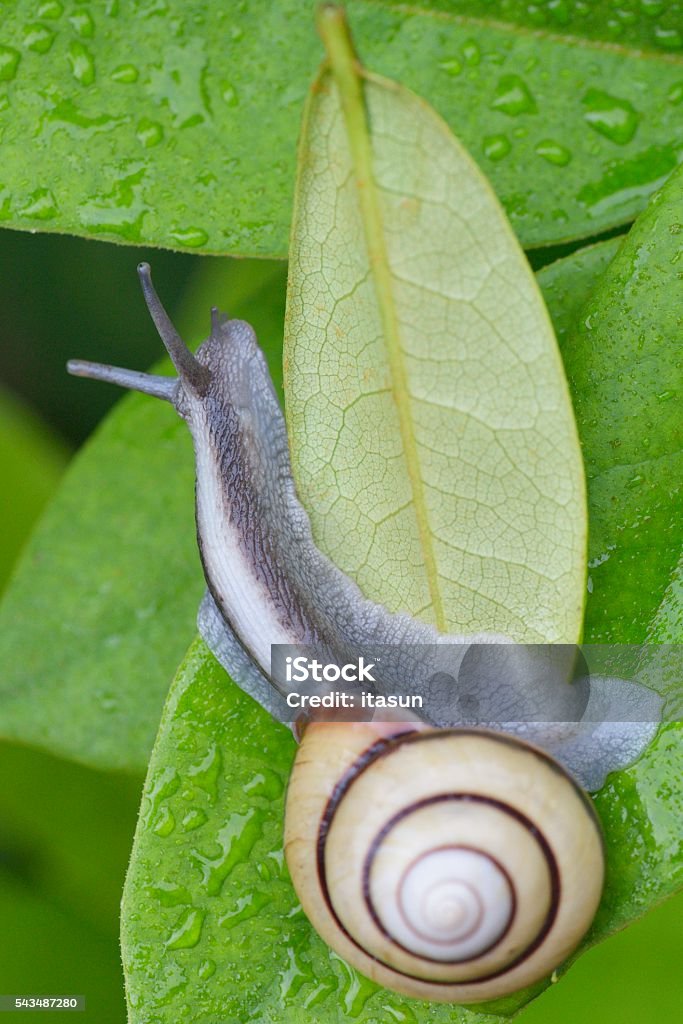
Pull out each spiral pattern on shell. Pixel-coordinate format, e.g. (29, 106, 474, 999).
(285, 725, 604, 1003)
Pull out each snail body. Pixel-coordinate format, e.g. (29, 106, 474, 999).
(68, 265, 659, 1004)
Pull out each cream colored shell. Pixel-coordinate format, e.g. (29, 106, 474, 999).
(284, 724, 604, 1003)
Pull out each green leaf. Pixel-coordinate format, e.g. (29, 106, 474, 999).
(0, 389, 200, 771)
(121, 644, 683, 1022)
(284, 45, 585, 642)
(560, 163, 683, 643)
(535, 236, 622, 351)
(1, 1, 682, 254)
(0, 387, 68, 593)
(0, 257, 286, 772)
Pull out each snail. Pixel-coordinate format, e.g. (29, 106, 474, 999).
(68, 264, 660, 1003)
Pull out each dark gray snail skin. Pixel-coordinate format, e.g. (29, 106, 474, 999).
(68, 263, 661, 793)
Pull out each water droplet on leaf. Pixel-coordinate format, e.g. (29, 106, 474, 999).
(170, 226, 209, 247)
(187, 743, 222, 798)
(23, 24, 56, 53)
(221, 81, 239, 106)
(535, 139, 572, 165)
(19, 187, 58, 219)
(582, 88, 639, 144)
(0, 47, 21, 82)
(654, 26, 683, 50)
(68, 41, 95, 85)
(149, 881, 192, 907)
(181, 808, 207, 832)
(166, 907, 205, 950)
(462, 39, 481, 65)
(244, 768, 284, 799)
(111, 63, 138, 83)
(491, 74, 537, 116)
(153, 804, 176, 837)
(198, 959, 216, 981)
(191, 809, 264, 895)
(38, 1, 63, 17)
(437, 57, 462, 77)
(136, 118, 164, 147)
(483, 133, 511, 161)
(69, 11, 95, 38)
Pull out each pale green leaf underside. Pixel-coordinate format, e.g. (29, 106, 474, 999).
(285, 68, 586, 643)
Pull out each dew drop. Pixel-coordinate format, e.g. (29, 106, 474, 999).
(136, 118, 164, 147)
(69, 11, 95, 38)
(68, 41, 95, 85)
(462, 39, 480, 65)
(144, 765, 180, 826)
(78, 166, 148, 240)
(221, 80, 239, 106)
(491, 74, 537, 116)
(437, 57, 462, 76)
(668, 82, 683, 104)
(42, 98, 121, 137)
(153, 804, 176, 837)
(303, 978, 339, 1009)
(191, 808, 264, 896)
(0, 46, 20, 82)
(111, 63, 138, 83)
(244, 768, 284, 799)
(181, 808, 207, 832)
(198, 959, 216, 981)
(640, 0, 664, 13)
(166, 907, 205, 950)
(654, 26, 683, 50)
(382, 1001, 418, 1023)
(535, 139, 572, 166)
(337, 960, 379, 1017)
(582, 88, 639, 144)
(38, 1, 63, 17)
(148, 881, 192, 907)
(219, 891, 271, 929)
(19, 187, 58, 220)
(656, 389, 676, 402)
(0, 92, 9, 113)
(23, 24, 56, 53)
(576, 144, 677, 217)
(170, 226, 209, 248)
(483, 133, 511, 161)
(187, 742, 222, 799)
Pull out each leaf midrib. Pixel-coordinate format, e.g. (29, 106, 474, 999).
(321, 21, 447, 631)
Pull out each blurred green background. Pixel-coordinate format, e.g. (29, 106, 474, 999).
(0, 226, 680, 1022)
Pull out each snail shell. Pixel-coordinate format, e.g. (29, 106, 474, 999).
(285, 724, 604, 1003)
